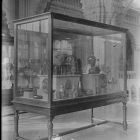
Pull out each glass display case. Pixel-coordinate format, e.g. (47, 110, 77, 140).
(13, 12, 128, 140)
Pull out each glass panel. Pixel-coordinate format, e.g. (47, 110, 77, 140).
(93, 34, 124, 94)
(16, 19, 49, 101)
(52, 20, 125, 101)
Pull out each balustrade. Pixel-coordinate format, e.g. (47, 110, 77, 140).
(118, 71, 140, 103)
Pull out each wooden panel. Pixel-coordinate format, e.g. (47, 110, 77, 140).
(13, 92, 126, 117)
(52, 12, 128, 33)
(52, 92, 125, 106)
(13, 103, 51, 116)
(52, 96, 124, 116)
(12, 97, 49, 108)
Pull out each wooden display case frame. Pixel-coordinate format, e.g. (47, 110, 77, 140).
(13, 12, 128, 140)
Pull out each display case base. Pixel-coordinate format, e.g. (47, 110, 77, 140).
(13, 95, 127, 140)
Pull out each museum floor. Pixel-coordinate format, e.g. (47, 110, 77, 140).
(2, 103, 140, 140)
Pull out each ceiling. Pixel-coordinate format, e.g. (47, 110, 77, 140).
(131, 0, 140, 10)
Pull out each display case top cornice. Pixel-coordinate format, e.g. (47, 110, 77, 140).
(13, 12, 128, 33)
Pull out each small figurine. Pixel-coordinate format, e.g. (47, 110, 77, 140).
(59, 85, 65, 99)
(86, 55, 101, 74)
(95, 59, 100, 73)
(77, 80, 82, 97)
(64, 80, 72, 98)
(53, 90, 57, 100)
(87, 55, 96, 74)
(72, 85, 77, 98)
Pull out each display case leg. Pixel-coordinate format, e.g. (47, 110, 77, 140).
(14, 110, 19, 138)
(91, 108, 94, 123)
(123, 103, 127, 130)
(48, 117, 53, 140)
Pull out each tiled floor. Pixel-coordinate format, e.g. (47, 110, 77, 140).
(2, 103, 140, 140)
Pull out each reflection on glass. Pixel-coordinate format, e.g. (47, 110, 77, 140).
(52, 30, 124, 101)
(17, 19, 49, 101)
